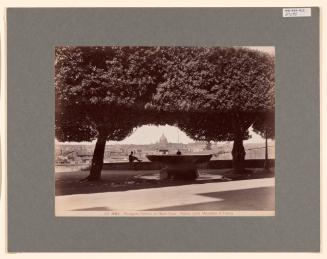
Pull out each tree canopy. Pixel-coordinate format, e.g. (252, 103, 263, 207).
(55, 46, 171, 142)
(176, 112, 249, 142)
(149, 47, 274, 113)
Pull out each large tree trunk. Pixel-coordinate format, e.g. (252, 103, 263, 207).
(232, 133, 246, 174)
(231, 114, 246, 174)
(82, 134, 107, 182)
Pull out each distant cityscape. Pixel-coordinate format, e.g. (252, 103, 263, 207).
(55, 134, 275, 165)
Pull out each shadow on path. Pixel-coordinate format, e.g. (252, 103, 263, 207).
(56, 168, 274, 196)
(147, 186, 275, 211)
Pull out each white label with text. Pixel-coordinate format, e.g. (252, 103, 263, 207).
(283, 8, 311, 17)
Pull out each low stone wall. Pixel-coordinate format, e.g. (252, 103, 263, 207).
(204, 159, 275, 169)
(102, 159, 275, 170)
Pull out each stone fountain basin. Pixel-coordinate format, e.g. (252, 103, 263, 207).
(146, 154, 212, 164)
(146, 154, 212, 180)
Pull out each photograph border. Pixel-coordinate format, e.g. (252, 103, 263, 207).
(7, 7, 319, 252)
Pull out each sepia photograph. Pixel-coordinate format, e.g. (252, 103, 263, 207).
(55, 46, 275, 216)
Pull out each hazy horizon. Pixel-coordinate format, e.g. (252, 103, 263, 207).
(55, 125, 273, 146)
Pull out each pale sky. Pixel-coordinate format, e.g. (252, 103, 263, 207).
(107, 125, 265, 145)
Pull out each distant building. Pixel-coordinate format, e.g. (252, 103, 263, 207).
(159, 134, 168, 146)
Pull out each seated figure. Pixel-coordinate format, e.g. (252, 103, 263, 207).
(129, 151, 142, 162)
